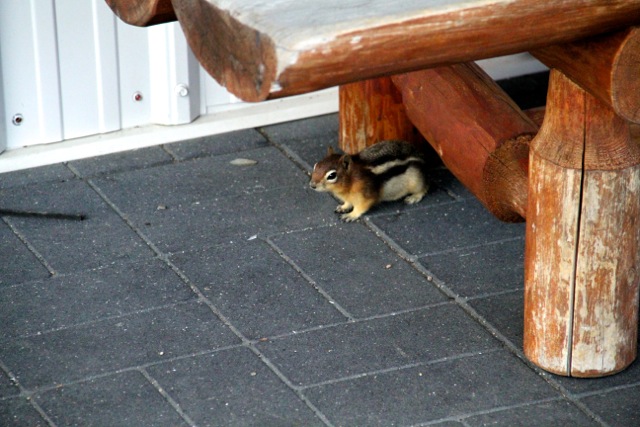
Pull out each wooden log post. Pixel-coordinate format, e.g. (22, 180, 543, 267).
(105, 0, 176, 26)
(524, 70, 640, 377)
(393, 63, 539, 222)
(338, 77, 424, 154)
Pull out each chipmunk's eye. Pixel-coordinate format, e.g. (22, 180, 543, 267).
(326, 170, 337, 182)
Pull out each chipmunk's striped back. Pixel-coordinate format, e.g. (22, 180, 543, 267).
(309, 140, 430, 222)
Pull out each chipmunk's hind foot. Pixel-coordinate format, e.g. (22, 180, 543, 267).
(404, 187, 428, 205)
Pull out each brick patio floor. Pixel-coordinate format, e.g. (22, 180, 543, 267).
(1, 74, 639, 426)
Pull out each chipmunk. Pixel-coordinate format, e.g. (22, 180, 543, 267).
(309, 140, 429, 222)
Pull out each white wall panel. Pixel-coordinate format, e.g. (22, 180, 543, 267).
(477, 53, 548, 81)
(0, 43, 6, 153)
(54, 0, 121, 140)
(0, 0, 221, 151)
(148, 23, 200, 125)
(201, 67, 241, 113)
(0, 0, 63, 150)
(116, 20, 152, 129)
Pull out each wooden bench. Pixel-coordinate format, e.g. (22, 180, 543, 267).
(107, 0, 640, 378)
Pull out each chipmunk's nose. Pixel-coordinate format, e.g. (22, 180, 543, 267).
(309, 180, 317, 189)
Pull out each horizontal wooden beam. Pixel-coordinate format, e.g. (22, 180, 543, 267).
(393, 63, 537, 222)
(533, 27, 640, 123)
(170, 0, 640, 102)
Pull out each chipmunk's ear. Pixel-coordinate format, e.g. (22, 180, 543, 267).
(342, 154, 352, 170)
(327, 146, 335, 156)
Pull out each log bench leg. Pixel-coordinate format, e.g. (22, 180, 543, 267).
(339, 30, 640, 377)
(338, 76, 424, 153)
(524, 70, 640, 377)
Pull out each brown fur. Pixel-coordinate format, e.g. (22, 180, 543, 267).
(309, 141, 429, 221)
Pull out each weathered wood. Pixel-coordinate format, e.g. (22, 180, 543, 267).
(393, 63, 538, 221)
(533, 27, 640, 123)
(338, 77, 423, 154)
(524, 70, 640, 377)
(528, 108, 636, 136)
(169, 0, 640, 102)
(525, 107, 546, 128)
(105, 0, 176, 26)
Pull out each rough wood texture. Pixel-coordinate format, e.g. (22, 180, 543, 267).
(169, 0, 640, 101)
(524, 70, 640, 377)
(393, 63, 538, 221)
(338, 77, 423, 154)
(105, 0, 176, 26)
(533, 27, 640, 123)
(525, 107, 546, 128)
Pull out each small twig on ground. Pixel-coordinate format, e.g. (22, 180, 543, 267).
(0, 209, 87, 221)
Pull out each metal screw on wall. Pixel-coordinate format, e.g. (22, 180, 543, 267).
(12, 114, 23, 126)
(133, 92, 143, 102)
(175, 84, 189, 97)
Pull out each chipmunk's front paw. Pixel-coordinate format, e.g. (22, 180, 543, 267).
(340, 212, 361, 222)
(335, 203, 353, 214)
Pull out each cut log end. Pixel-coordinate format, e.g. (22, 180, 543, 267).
(172, 0, 277, 102)
(533, 27, 640, 124)
(482, 134, 533, 221)
(106, 0, 177, 26)
(393, 63, 537, 221)
(612, 28, 640, 123)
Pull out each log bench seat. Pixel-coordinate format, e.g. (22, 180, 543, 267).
(106, 0, 640, 378)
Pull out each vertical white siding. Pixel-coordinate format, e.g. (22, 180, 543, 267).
(54, 0, 121, 140)
(116, 21, 152, 130)
(0, 0, 63, 149)
(0, 45, 5, 153)
(147, 24, 200, 125)
(201, 69, 241, 112)
(0, 0, 223, 152)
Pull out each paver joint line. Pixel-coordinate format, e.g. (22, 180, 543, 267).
(0, 102, 636, 426)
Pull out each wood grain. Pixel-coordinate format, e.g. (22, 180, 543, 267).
(393, 63, 537, 221)
(572, 167, 640, 376)
(338, 77, 423, 154)
(524, 150, 583, 375)
(524, 70, 640, 377)
(171, 0, 278, 101)
(533, 27, 640, 123)
(105, 0, 176, 26)
(168, 0, 640, 101)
